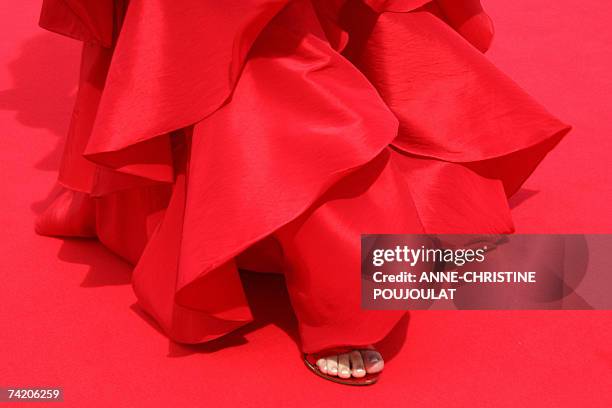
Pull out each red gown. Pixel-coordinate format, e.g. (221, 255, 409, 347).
(37, 0, 570, 353)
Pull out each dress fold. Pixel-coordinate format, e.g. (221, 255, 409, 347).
(36, 0, 570, 352)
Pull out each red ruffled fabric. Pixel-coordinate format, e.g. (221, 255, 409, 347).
(37, 0, 570, 352)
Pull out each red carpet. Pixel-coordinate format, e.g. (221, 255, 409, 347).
(1, 1, 611, 407)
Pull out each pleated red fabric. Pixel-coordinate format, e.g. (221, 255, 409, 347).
(37, 0, 570, 352)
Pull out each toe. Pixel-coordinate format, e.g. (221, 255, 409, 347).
(316, 358, 327, 374)
(362, 350, 384, 374)
(338, 353, 351, 379)
(326, 355, 339, 376)
(349, 350, 366, 378)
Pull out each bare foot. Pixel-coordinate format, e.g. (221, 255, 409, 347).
(315, 349, 383, 379)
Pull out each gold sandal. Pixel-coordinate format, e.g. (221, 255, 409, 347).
(302, 347, 381, 386)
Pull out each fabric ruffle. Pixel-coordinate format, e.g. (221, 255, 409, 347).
(37, 0, 570, 351)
